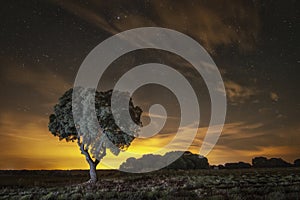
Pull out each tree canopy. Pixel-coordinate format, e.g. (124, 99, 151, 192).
(48, 87, 142, 160)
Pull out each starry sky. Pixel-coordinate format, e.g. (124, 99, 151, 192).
(0, 0, 299, 169)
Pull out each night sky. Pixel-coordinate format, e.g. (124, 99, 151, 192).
(0, 0, 299, 169)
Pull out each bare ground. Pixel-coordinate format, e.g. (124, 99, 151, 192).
(0, 168, 300, 199)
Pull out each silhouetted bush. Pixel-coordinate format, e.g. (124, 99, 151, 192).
(121, 154, 295, 171)
(252, 157, 292, 168)
(166, 151, 209, 170)
(224, 162, 251, 169)
(120, 151, 209, 172)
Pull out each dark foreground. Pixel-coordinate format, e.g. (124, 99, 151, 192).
(0, 168, 300, 200)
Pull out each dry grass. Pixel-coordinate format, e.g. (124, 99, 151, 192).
(0, 168, 300, 199)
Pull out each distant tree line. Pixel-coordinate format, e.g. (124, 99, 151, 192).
(120, 151, 210, 172)
(212, 157, 300, 170)
(252, 157, 292, 168)
(165, 151, 209, 170)
(120, 152, 300, 171)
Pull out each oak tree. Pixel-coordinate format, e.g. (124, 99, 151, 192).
(48, 87, 142, 183)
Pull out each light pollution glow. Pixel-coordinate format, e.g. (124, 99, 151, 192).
(0, 112, 298, 170)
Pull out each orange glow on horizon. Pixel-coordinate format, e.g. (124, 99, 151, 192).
(0, 113, 298, 170)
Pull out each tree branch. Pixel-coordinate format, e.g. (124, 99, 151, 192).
(94, 159, 100, 166)
(77, 136, 107, 167)
(77, 137, 94, 165)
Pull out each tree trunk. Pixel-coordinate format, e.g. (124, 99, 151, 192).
(77, 137, 103, 184)
(88, 162, 98, 184)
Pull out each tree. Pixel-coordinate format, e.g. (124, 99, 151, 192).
(224, 162, 251, 169)
(120, 151, 209, 172)
(252, 157, 268, 168)
(252, 156, 292, 168)
(165, 151, 209, 170)
(48, 87, 142, 184)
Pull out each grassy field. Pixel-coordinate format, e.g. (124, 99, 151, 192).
(0, 168, 300, 199)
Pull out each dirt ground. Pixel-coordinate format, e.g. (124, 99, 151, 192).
(0, 168, 299, 199)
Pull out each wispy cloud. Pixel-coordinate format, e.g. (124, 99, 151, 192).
(3, 66, 71, 99)
(48, 0, 260, 53)
(270, 92, 279, 102)
(204, 122, 300, 164)
(223, 80, 258, 105)
(0, 112, 86, 169)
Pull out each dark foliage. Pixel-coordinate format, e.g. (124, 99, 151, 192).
(48, 87, 142, 157)
(165, 151, 209, 170)
(252, 157, 292, 168)
(224, 162, 251, 169)
(120, 151, 209, 172)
